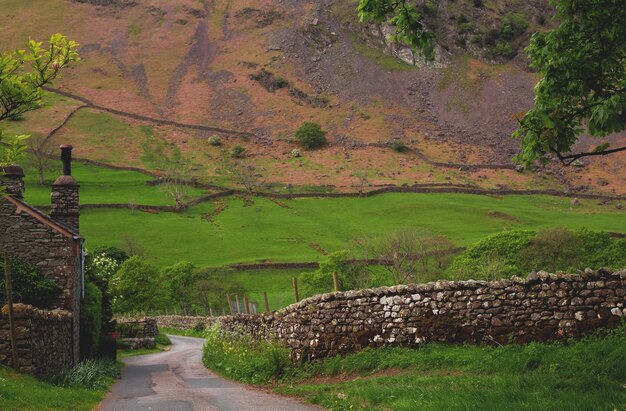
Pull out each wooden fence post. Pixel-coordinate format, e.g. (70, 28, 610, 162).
(332, 271, 340, 292)
(263, 292, 270, 313)
(243, 295, 250, 314)
(4, 252, 19, 371)
(235, 295, 241, 314)
(226, 294, 234, 316)
(292, 277, 300, 303)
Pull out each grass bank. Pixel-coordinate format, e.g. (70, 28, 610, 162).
(0, 360, 119, 411)
(201, 324, 626, 410)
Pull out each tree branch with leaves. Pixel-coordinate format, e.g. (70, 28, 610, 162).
(514, 0, 626, 166)
(0, 34, 79, 166)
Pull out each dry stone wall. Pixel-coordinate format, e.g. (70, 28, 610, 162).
(152, 269, 626, 360)
(0, 304, 73, 377)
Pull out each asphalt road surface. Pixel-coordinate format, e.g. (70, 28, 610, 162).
(98, 335, 321, 411)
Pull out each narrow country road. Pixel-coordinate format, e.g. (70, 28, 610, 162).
(98, 335, 321, 411)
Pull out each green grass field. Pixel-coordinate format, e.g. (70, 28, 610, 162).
(17, 161, 626, 311)
(78, 193, 625, 267)
(22, 162, 209, 207)
(0, 366, 108, 411)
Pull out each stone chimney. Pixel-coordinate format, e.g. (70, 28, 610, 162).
(51, 145, 80, 232)
(1, 165, 25, 198)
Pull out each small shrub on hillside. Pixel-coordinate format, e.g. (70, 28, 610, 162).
(458, 22, 474, 34)
(494, 42, 516, 59)
(295, 122, 327, 150)
(273, 76, 289, 89)
(0, 259, 60, 308)
(473, 0, 483, 7)
(231, 145, 246, 158)
(391, 140, 407, 152)
(208, 135, 222, 146)
(501, 13, 529, 39)
(45, 359, 120, 389)
(484, 28, 501, 47)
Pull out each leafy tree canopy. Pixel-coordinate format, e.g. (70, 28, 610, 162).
(357, 0, 626, 166)
(514, 0, 626, 166)
(109, 256, 164, 313)
(0, 34, 79, 165)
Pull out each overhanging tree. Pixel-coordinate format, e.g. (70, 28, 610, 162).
(514, 0, 626, 166)
(0, 34, 79, 165)
(356, 0, 626, 166)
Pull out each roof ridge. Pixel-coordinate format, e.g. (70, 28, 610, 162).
(3, 195, 81, 239)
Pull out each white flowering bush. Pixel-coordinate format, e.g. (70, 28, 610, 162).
(90, 254, 119, 285)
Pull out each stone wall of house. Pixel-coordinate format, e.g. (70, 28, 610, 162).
(152, 269, 626, 360)
(0, 202, 80, 312)
(0, 200, 82, 364)
(0, 304, 73, 377)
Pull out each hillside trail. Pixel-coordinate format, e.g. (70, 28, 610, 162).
(97, 335, 321, 411)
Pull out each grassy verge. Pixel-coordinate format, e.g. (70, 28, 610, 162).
(202, 325, 626, 410)
(0, 360, 119, 411)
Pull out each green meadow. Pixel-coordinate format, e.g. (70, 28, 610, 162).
(20, 162, 626, 310)
(23, 162, 209, 207)
(76, 193, 625, 267)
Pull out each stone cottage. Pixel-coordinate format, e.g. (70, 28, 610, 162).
(0, 145, 84, 365)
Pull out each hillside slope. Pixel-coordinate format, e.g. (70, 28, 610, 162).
(1, 0, 624, 195)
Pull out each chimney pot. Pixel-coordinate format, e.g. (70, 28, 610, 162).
(51, 145, 79, 232)
(60, 145, 73, 176)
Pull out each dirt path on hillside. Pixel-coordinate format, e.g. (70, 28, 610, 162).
(98, 335, 321, 411)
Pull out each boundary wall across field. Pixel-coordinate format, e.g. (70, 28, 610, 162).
(152, 269, 626, 360)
